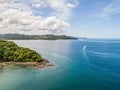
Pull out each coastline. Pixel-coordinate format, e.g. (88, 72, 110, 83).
(0, 59, 54, 69)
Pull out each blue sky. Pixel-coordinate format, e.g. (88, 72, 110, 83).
(68, 0, 120, 38)
(0, 0, 120, 39)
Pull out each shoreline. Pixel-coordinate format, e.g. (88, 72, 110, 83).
(0, 59, 54, 69)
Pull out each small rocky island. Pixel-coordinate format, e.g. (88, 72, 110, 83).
(0, 39, 53, 68)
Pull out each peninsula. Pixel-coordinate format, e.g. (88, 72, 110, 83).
(0, 39, 53, 68)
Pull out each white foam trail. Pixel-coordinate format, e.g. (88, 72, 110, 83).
(83, 45, 89, 63)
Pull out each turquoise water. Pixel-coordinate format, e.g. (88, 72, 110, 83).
(0, 39, 120, 90)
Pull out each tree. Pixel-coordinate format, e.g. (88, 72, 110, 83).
(0, 39, 42, 62)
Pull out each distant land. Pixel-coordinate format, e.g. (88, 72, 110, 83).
(0, 34, 79, 40)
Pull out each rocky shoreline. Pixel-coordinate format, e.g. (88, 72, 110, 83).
(0, 59, 54, 69)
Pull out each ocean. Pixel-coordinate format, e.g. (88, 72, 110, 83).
(0, 39, 120, 90)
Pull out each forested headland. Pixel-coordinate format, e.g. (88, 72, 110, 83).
(0, 39, 53, 68)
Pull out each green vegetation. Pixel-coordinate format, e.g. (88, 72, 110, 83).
(34, 34, 78, 40)
(0, 39, 42, 62)
(0, 34, 79, 40)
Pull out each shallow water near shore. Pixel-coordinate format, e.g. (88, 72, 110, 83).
(0, 39, 120, 90)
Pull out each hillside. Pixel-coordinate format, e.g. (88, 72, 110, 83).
(0, 39, 42, 62)
(0, 39, 53, 68)
(0, 34, 79, 40)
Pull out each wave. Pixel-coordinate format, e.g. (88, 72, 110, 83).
(88, 51, 120, 59)
(83, 45, 89, 63)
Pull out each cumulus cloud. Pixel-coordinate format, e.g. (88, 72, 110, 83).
(0, 0, 78, 34)
(32, 0, 79, 20)
(0, 0, 13, 8)
(0, 9, 69, 33)
(32, 0, 47, 8)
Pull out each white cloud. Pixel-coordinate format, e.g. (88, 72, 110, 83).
(92, 1, 120, 19)
(0, 0, 13, 8)
(0, 9, 69, 34)
(32, 0, 47, 8)
(93, 5, 120, 19)
(32, 0, 79, 20)
(0, 0, 78, 34)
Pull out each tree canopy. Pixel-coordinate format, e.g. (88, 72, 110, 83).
(0, 39, 42, 62)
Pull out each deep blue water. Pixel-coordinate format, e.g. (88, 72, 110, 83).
(0, 39, 120, 90)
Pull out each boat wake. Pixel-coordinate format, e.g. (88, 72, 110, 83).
(83, 45, 89, 63)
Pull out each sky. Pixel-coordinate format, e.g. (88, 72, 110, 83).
(0, 0, 120, 39)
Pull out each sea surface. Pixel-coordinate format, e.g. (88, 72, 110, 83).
(0, 39, 120, 90)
